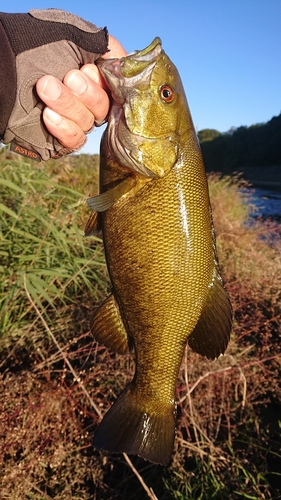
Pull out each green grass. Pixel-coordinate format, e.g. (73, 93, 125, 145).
(0, 149, 106, 349)
(0, 149, 280, 499)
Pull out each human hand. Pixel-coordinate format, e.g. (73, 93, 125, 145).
(0, 9, 125, 161)
(37, 35, 127, 153)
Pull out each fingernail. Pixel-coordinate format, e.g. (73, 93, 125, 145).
(67, 72, 88, 95)
(42, 76, 62, 99)
(44, 108, 62, 125)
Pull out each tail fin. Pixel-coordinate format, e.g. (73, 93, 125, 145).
(93, 383, 176, 466)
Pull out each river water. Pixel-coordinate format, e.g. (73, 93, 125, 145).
(247, 187, 281, 222)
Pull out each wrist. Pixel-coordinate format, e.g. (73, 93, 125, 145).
(0, 23, 16, 137)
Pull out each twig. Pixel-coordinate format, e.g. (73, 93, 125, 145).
(183, 346, 203, 458)
(23, 273, 102, 419)
(179, 365, 232, 403)
(178, 351, 281, 405)
(24, 479, 53, 500)
(238, 367, 247, 410)
(123, 453, 159, 500)
(24, 274, 159, 500)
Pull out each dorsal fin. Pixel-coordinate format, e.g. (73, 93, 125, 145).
(188, 272, 232, 360)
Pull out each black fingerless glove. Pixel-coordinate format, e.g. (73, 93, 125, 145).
(0, 9, 108, 160)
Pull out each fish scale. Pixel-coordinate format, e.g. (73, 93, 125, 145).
(86, 37, 232, 465)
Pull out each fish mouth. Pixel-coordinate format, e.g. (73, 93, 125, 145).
(97, 38, 165, 179)
(118, 37, 162, 78)
(96, 37, 163, 99)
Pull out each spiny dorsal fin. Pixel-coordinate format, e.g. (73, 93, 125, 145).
(188, 272, 232, 360)
(87, 176, 136, 212)
(91, 293, 133, 354)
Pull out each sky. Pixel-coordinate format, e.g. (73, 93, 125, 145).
(4, 0, 281, 154)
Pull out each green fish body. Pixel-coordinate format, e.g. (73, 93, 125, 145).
(86, 38, 232, 466)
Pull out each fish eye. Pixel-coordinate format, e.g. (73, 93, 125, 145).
(160, 85, 175, 103)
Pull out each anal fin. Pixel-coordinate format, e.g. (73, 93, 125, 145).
(188, 272, 232, 360)
(91, 293, 133, 354)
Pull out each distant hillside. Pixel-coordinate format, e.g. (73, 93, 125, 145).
(198, 113, 281, 184)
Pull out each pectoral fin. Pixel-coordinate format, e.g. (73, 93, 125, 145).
(87, 176, 136, 212)
(188, 272, 232, 360)
(91, 293, 133, 354)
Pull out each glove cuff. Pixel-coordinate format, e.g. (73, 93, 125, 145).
(0, 11, 108, 57)
(0, 23, 16, 137)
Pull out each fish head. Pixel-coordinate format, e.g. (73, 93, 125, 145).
(97, 38, 192, 178)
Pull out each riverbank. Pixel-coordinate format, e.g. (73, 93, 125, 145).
(246, 186, 281, 222)
(1, 154, 280, 499)
(234, 164, 281, 189)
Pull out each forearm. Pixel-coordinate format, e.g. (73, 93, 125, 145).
(0, 22, 16, 138)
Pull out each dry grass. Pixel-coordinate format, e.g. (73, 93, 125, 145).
(0, 153, 281, 499)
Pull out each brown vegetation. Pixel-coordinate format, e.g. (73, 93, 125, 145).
(0, 152, 280, 499)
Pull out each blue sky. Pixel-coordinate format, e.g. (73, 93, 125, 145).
(4, 0, 281, 154)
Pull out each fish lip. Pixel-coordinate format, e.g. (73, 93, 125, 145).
(97, 36, 162, 68)
(125, 36, 162, 63)
(97, 37, 162, 87)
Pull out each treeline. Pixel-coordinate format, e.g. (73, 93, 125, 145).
(198, 112, 281, 178)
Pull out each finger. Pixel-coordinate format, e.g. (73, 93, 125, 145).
(63, 69, 110, 123)
(80, 64, 107, 90)
(105, 35, 127, 58)
(80, 36, 127, 93)
(36, 75, 95, 132)
(42, 108, 86, 150)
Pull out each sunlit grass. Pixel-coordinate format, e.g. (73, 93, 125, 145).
(0, 150, 106, 344)
(0, 149, 280, 499)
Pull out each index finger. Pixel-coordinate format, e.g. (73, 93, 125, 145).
(63, 69, 110, 123)
(79, 34, 127, 92)
(36, 75, 96, 131)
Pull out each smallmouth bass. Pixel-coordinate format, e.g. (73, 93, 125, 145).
(85, 38, 232, 466)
